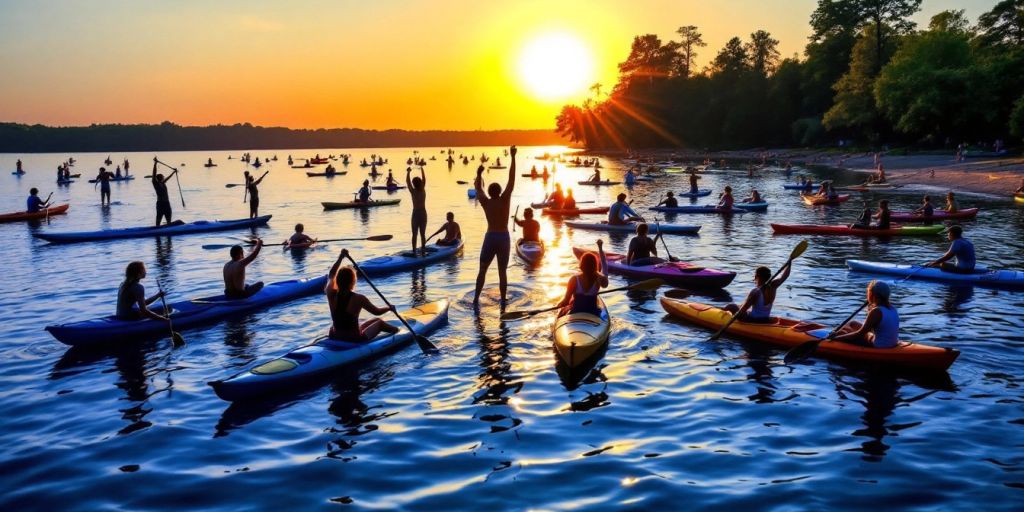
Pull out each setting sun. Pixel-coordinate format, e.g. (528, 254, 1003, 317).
(517, 32, 595, 102)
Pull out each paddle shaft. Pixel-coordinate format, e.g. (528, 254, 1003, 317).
(156, 283, 182, 346)
(710, 242, 806, 340)
(345, 254, 437, 353)
(508, 280, 655, 319)
(155, 159, 186, 208)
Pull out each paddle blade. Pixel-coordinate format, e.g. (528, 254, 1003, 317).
(789, 239, 809, 260)
(365, 234, 394, 241)
(783, 339, 821, 364)
(499, 310, 533, 321)
(662, 289, 692, 300)
(201, 243, 235, 250)
(171, 332, 186, 347)
(415, 335, 439, 355)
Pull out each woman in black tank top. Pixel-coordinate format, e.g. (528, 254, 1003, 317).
(326, 249, 400, 341)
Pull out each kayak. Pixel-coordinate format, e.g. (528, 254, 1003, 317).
(678, 189, 712, 198)
(88, 176, 135, 183)
(209, 300, 450, 401)
(553, 298, 610, 368)
(515, 239, 545, 265)
(573, 247, 735, 289)
(360, 240, 464, 275)
(783, 183, 815, 190)
(467, 189, 477, 198)
(204, 164, 218, 168)
(889, 208, 979, 222)
(650, 205, 748, 214)
(846, 260, 1024, 290)
(33, 216, 271, 243)
(577, 180, 621, 186)
(284, 239, 317, 250)
(0, 204, 70, 223)
(771, 224, 945, 237)
(322, 199, 400, 210)
(659, 298, 959, 370)
(1015, 193, 1024, 204)
(372, 185, 405, 190)
(305, 171, 347, 177)
(46, 275, 328, 346)
(801, 193, 850, 206)
(521, 174, 551, 179)
(489, 165, 508, 169)
(842, 183, 897, 192)
(565, 221, 701, 235)
(56, 179, 74, 185)
(541, 207, 609, 216)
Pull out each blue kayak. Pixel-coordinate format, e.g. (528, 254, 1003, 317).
(210, 300, 450, 401)
(45, 275, 328, 346)
(783, 183, 815, 190)
(87, 175, 136, 183)
(847, 260, 1024, 290)
(360, 240, 464, 274)
(33, 215, 271, 243)
(650, 205, 748, 214)
(735, 201, 769, 211)
(678, 189, 712, 198)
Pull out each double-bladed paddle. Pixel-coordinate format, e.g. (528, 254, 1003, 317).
(345, 254, 439, 355)
(499, 278, 664, 321)
(201, 234, 392, 250)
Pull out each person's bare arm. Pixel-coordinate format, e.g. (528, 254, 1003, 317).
(503, 145, 517, 198)
(473, 166, 488, 204)
(833, 308, 881, 343)
(242, 239, 263, 265)
(137, 290, 167, 322)
(359, 295, 391, 316)
(771, 260, 792, 287)
(420, 166, 426, 186)
(557, 276, 576, 308)
(405, 167, 412, 188)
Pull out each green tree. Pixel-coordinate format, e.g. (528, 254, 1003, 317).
(812, 0, 922, 73)
(976, 0, 1024, 47)
(675, 25, 707, 77)
(824, 24, 888, 138)
(746, 30, 781, 75)
(928, 9, 970, 34)
(710, 37, 749, 75)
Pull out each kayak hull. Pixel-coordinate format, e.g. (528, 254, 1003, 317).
(660, 298, 959, 370)
(801, 193, 851, 206)
(0, 204, 69, 223)
(771, 224, 945, 236)
(889, 208, 979, 222)
(677, 189, 712, 198)
(87, 176, 135, 183)
(573, 247, 735, 289)
(541, 207, 609, 216)
(565, 221, 700, 235)
(577, 181, 621, 186)
(322, 199, 400, 210)
(361, 240, 463, 275)
(553, 298, 610, 368)
(305, 171, 347, 177)
(847, 260, 1024, 290)
(210, 300, 450, 401)
(33, 216, 271, 243)
(650, 205, 747, 214)
(46, 275, 328, 346)
(372, 185, 406, 191)
(515, 239, 545, 265)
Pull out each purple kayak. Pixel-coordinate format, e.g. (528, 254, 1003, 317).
(572, 248, 735, 289)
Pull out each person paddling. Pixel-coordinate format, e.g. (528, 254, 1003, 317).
(357, 180, 372, 202)
(717, 186, 735, 209)
(913, 195, 934, 221)
(723, 260, 793, 323)
(244, 170, 267, 219)
(96, 166, 113, 206)
(287, 223, 315, 247)
(431, 212, 462, 246)
(386, 170, 398, 188)
(223, 240, 265, 299)
(587, 167, 602, 183)
(407, 166, 428, 256)
(929, 225, 975, 274)
(741, 189, 762, 203)
(513, 208, 540, 242)
(473, 145, 517, 306)
(657, 191, 678, 208)
(608, 193, 641, 226)
(688, 171, 700, 194)
(556, 240, 608, 316)
(832, 281, 899, 348)
(26, 188, 50, 213)
(149, 158, 178, 226)
(625, 223, 662, 266)
(115, 261, 170, 322)
(325, 249, 399, 341)
(872, 199, 891, 230)
(15, 159, 24, 174)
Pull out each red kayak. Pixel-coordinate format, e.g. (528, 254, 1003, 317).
(801, 193, 850, 206)
(542, 207, 609, 216)
(771, 223, 945, 236)
(0, 204, 69, 223)
(889, 208, 979, 222)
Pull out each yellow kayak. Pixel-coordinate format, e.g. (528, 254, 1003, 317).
(1015, 193, 1024, 204)
(552, 297, 610, 368)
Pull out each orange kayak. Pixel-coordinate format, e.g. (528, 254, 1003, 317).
(801, 193, 850, 206)
(542, 207, 609, 216)
(659, 298, 959, 370)
(0, 204, 69, 223)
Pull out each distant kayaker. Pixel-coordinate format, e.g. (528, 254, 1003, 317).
(945, 191, 960, 213)
(473, 145, 517, 306)
(115, 261, 170, 322)
(245, 170, 268, 219)
(357, 180, 372, 202)
(115, 166, 122, 178)
(26, 188, 50, 213)
(833, 280, 899, 348)
(608, 193, 641, 226)
(657, 191, 678, 208)
(407, 166, 428, 256)
(741, 189, 762, 204)
(850, 208, 872, 229)
(913, 195, 934, 219)
(545, 183, 565, 208)
(287, 224, 315, 246)
(723, 260, 793, 323)
(386, 170, 398, 188)
(688, 172, 700, 194)
(587, 168, 602, 183)
(16, 159, 23, 174)
(1016, 178, 1024, 194)
(562, 188, 577, 210)
(149, 159, 178, 226)
(717, 186, 735, 209)
(95, 167, 113, 206)
(556, 240, 608, 316)
(625, 223, 661, 266)
(929, 225, 975, 273)
(325, 249, 399, 341)
(224, 240, 265, 299)
(872, 199, 891, 229)
(513, 208, 540, 242)
(207, 158, 215, 167)
(431, 212, 462, 246)
(625, 168, 637, 184)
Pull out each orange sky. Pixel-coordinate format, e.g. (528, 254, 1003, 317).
(0, 0, 998, 130)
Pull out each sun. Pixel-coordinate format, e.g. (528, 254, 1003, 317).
(517, 32, 595, 102)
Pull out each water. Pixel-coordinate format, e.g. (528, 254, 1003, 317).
(1, 148, 1022, 510)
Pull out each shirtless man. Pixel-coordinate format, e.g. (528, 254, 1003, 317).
(513, 208, 540, 242)
(430, 212, 462, 246)
(407, 166, 428, 255)
(223, 240, 265, 299)
(149, 159, 178, 226)
(473, 145, 516, 306)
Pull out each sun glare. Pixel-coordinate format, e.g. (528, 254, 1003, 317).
(517, 32, 595, 102)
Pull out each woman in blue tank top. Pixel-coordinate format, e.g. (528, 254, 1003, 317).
(724, 262, 793, 323)
(834, 280, 900, 348)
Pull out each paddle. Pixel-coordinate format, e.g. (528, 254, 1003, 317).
(709, 240, 809, 341)
(499, 278, 664, 321)
(654, 220, 679, 263)
(783, 262, 931, 365)
(457, 180, 469, 185)
(155, 159, 186, 208)
(43, 192, 53, 222)
(157, 283, 185, 347)
(511, 205, 520, 232)
(225, 183, 244, 188)
(201, 234, 393, 250)
(345, 254, 439, 355)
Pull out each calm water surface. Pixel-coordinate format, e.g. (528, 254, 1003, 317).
(1, 147, 1022, 510)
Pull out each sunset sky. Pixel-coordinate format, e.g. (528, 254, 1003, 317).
(0, 0, 998, 131)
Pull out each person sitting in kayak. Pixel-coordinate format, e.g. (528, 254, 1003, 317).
(929, 225, 975, 274)
(850, 208, 871, 229)
(608, 193, 641, 226)
(833, 280, 899, 348)
(513, 208, 541, 242)
(325, 164, 336, 176)
(688, 171, 700, 194)
(26, 188, 50, 212)
(723, 261, 793, 323)
(115, 166, 122, 179)
(431, 211, 462, 246)
(325, 249, 400, 341)
(287, 223, 315, 247)
(556, 240, 608, 316)
(826, 182, 839, 201)
(626, 223, 663, 266)
(16, 159, 24, 174)
(224, 240, 265, 299)
(625, 168, 637, 184)
(357, 180, 372, 202)
(872, 199, 891, 230)
(814, 181, 829, 197)
(657, 191, 678, 208)
(544, 183, 565, 208)
(945, 191, 960, 213)
(717, 186, 735, 209)
(562, 188, 577, 210)
(407, 166, 428, 256)
(587, 168, 602, 183)
(913, 195, 934, 219)
(115, 261, 170, 322)
(150, 159, 178, 226)
(741, 189, 762, 203)
(542, 166, 550, 179)
(386, 170, 399, 188)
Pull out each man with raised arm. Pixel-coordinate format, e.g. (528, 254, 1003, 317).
(473, 145, 517, 306)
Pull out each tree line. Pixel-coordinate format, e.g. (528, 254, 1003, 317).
(556, 0, 1024, 150)
(0, 122, 565, 153)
